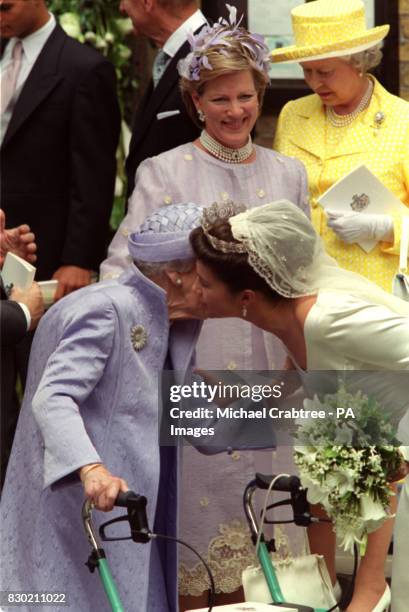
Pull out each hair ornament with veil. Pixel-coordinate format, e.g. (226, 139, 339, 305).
(201, 200, 248, 253)
(177, 3, 270, 81)
(202, 199, 409, 315)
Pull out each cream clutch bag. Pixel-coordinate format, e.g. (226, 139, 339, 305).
(242, 528, 337, 610)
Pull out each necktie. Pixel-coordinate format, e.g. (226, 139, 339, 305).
(1, 40, 23, 114)
(152, 49, 169, 88)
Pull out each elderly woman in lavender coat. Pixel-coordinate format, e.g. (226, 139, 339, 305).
(0, 204, 208, 612)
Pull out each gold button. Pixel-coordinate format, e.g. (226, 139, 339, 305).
(184, 154, 193, 161)
(199, 497, 209, 507)
(257, 189, 265, 198)
(227, 360, 237, 371)
(231, 451, 241, 461)
(163, 195, 172, 205)
(121, 228, 129, 237)
(220, 191, 229, 201)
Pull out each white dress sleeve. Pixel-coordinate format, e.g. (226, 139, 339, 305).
(318, 297, 409, 368)
(313, 294, 409, 454)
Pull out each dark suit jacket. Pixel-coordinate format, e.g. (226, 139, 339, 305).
(1, 25, 121, 280)
(126, 37, 202, 196)
(0, 282, 27, 346)
(0, 280, 28, 486)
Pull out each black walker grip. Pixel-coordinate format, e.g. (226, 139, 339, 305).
(115, 490, 145, 508)
(114, 490, 151, 543)
(255, 473, 301, 492)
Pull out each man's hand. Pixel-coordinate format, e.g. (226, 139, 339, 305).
(80, 464, 129, 512)
(52, 266, 93, 301)
(10, 283, 45, 330)
(0, 209, 37, 268)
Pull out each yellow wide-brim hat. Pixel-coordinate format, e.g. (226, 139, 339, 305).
(270, 0, 389, 64)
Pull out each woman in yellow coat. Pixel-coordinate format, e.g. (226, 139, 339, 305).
(272, 0, 409, 293)
(271, 2, 409, 611)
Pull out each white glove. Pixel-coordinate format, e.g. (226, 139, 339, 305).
(326, 210, 394, 244)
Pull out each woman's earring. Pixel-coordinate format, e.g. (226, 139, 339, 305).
(242, 305, 247, 318)
(175, 278, 182, 286)
(197, 108, 205, 122)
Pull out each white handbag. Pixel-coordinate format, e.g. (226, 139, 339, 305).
(242, 528, 337, 610)
(392, 216, 409, 301)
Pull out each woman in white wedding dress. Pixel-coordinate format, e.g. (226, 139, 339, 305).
(190, 199, 409, 612)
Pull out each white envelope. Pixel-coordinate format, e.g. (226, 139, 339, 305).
(2, 252, 36, 291)
(318, 164, 408, 252)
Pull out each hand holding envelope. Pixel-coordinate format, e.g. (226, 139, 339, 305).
(327, 210, 394, 244)
(318, 164, 407, 252)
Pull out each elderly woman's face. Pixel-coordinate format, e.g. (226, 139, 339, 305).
(301, 58, 364, 110)
(166, 267, 207, 320)
(192, 70, 259, 149)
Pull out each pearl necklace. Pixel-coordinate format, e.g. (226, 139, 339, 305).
(200, 130, 253, 163)
(326, 79, 374, 128)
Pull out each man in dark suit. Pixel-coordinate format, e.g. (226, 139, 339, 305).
(0, 209, 44, 487)
(120, 0, 205, 195)
(0, 0, 121, 298)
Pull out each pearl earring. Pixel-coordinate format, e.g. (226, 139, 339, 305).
(242, 305, 247, 318)
(197, 109, 205, 122)
(175, 278, 182, 286)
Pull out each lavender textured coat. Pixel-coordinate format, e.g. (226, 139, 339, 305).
(0, 266, 200, 612)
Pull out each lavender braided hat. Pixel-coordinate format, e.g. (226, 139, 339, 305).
(128, 203, 203, 262)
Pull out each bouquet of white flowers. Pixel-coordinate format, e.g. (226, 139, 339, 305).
(294, 385, 402, 552)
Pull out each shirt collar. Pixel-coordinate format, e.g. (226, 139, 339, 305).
(20, 13, 56, 64)
(162, 9, 206, 58)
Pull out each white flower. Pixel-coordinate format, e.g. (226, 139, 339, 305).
(300, 475, 329, 506)
(121, 120, 132, 156)
(84, 31, 97, 43)
(339, 527, 364, 552)
(326, 466, 357, 496)
(118, 45, 132, 61)
(115, 17, 134, 36)
(59, 13, 82, 40)
(94, 35, 108, 50)
(360, 494, 388, 532)
(114, 176, 124, 197)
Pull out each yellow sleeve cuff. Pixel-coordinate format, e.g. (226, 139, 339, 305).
(380, 210, 406, 256)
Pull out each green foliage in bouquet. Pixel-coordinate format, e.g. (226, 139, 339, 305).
(49, 0, 135, 228)
(294, 385, 402, 552)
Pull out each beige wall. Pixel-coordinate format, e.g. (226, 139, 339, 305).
(401, 0, 409, 100)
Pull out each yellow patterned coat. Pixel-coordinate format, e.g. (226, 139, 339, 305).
(274, 77, 409, 291)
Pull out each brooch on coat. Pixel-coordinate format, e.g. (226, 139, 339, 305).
(130, 324, 148, 351)
(373, 111, 385, 136)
